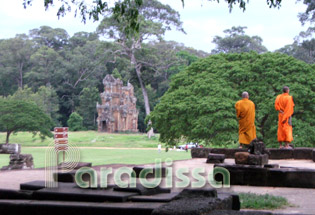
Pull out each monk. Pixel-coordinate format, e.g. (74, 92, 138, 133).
(235, 92, 256, 148)
(275, 86, 295, 149)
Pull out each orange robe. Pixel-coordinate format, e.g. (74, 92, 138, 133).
(235, 98, 256, 145)
(275, 93, 295, 142)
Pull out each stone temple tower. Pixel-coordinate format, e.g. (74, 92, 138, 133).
(96, 75, 138, 133)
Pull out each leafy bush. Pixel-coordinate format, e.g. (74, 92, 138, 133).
(67, 112, 84, 131)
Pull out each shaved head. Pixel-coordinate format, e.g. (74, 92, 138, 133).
(283, 86, 289, 93)
(242, 92, 249, 98)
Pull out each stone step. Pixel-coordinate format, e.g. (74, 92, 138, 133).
(113, 183, 170, 195)
(0, 199, 163, 215)
(33, 187, 139, 202)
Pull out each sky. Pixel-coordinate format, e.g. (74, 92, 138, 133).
(0, 0, 309, 53)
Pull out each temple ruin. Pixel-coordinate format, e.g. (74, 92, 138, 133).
(96, 75, 138, 133)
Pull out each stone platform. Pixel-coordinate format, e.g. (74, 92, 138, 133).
(192, 147, 315, 161)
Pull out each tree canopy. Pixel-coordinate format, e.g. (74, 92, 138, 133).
(22, 0, 282, 35)
(212, 26, 268, 54)
(0, 98, 54, 144)
(149, 52, 315, 147)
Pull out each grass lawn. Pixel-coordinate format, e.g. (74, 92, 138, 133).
(0, 148, 192, 168)
(0, 131, 160, 148)
(239, 192, 291, 210)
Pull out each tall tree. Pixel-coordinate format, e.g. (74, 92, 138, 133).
(29, 26, 69, 51)
(97, 0, 184, 137)
(0, 98, 54, 144)
(77, 87, 100, 130)
(212, 26, 268, 54)
(8, 86, 60, 126)
(0, 34, 35, 89)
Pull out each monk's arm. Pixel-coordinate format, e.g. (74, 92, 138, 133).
(235, 102, 241, 119)
(275, 95, 283, 113)
(282, 97, 294, 121)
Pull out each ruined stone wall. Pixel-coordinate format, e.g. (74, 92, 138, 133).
(96, 75, 138, 133)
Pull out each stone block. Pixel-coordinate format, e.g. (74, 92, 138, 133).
(206, 153, 225, 164)
(191, 148, 212, 158)
(20, 180, 77, 191)
(248, 154, 268, 166)
(209, 210, 273, 215)
(0, 199, 162, 215)
(0, 144, 21, 154)
(215, 164, 267, 186)
(293, 148, 313, 159)
(264, 164, 279, 169)
(217, 192, 240, 211)
(113, 183, 170, 195)
(214, 164, 245, 186)
(53, 171, 75, 183)
(129, 192, 179, 202)
(33, 187, 139, 202)
(267, 168, 315, 188)
(235, 152, 250, 164)
(0, 189, 33, 200)
(152, 188, 238, 215)
(248, 139, 268, 155)
(269, 149, 293, 159)
(133, 166, 167, 178)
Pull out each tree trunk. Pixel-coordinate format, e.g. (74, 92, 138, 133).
(5, 131, 12, 145)
(131, 54, 154, 138)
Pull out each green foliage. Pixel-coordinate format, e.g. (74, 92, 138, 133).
(0, 98, 54, 144)
(112, 68, 123, 80)
(8, 86, 60, 125)
(239, 193, 290, 210)
(77, 87, 100, 130)
(67, 112, 84, 131)
(150, 52, 315, 147)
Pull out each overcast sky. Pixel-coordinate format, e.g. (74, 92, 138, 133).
(0, 0, 309, 53)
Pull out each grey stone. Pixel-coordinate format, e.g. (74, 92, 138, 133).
(206, 153, 225, 164)
(33, 187, 139, 202)
(264, 164, 279, 168)
(293, 148, 313, 160)
(269, 149, 293, 159)
(248, 139, 269, 155)
(248, 154, 269, 165)
(113, 183, 170, 195)
(133, 166, 167, 178)
(0, 199, 163, 215)
(129, 192, 179, 202)
(0, 144, 21, 154)
(191, 148, 212, 158)
(151, 188, 237, 215)
(0, 189, 33, 200)
(20, 180, 77, 191)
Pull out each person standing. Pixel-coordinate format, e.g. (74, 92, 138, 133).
(235, 92, 257, 148)
(275, 86, 295, 149)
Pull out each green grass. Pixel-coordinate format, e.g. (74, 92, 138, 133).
(239, 192, 291, 210)
(0, 131, 160, 148)
(0, 148, 191, 168)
